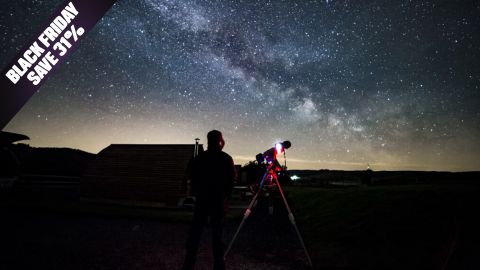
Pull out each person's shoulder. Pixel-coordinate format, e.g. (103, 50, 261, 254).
(220, 151, 233, 161)
(195, 151, 209, 160)
(190, 151, 208, 163)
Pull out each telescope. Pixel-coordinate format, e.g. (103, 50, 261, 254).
(256, 140, 291, 165)
(225, 140, 313, 267)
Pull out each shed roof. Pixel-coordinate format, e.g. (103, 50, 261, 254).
(0, 131, 29, 145)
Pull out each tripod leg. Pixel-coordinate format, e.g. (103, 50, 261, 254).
(224, 171, 269, 260)
(223, 192, 258, 260)
(275, 178, 313, 267)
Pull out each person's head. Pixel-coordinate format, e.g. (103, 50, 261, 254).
(207, 130, 224, 151)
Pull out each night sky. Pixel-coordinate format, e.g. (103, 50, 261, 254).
(1, 0, 479, 171)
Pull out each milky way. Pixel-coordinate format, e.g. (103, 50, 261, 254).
(1, 0, 479, 171)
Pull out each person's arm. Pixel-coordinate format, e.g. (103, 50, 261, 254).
(225, 156, 235, 199)
(185, 156, 196, 196)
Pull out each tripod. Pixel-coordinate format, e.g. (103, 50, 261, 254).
(224, 163, 313, 267)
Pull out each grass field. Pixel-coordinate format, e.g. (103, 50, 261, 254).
(286, 184, 480, 269)
(2, 180, 480, 269)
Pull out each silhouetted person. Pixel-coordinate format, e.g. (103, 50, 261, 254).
(182, 130, 235, 270)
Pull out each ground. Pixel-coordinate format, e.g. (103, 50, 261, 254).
(0, 193, 310, 270)
(1, 182, 480, 270)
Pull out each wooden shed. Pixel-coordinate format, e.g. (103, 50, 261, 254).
(81, 144, 203, 207)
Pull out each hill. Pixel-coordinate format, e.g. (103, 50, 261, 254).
(288, 169, 480, 186)
(8, 143, 95, 177)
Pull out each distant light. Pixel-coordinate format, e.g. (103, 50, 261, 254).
(291, 175, 300, 181)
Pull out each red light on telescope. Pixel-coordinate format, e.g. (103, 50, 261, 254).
(275, 143, 283, 154)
